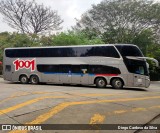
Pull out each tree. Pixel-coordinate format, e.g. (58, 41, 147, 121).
(0, 0, 63, 34)
(74, 0, 160, 43)
(132, 29, 155, 56)
(0, 32, 41, 62)
(51, 31, 104, 46)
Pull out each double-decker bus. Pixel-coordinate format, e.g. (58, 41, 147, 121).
(3, 44, 159, 89)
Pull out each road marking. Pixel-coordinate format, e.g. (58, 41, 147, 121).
(0, 91, 57, 105)
(113, 105, 160, 115)
(10, 92, 29, 97)
(89, 113, 105, 124)
(89, 105, 160, 126)
(0, 91, 122, 105)
(132, 108, 147, 112)
(0, 93, 123, 115)
(9, 96, 160, 133)
(114, 110, 127, 114)
(0, 92, 30, 104)
(149, 105, 160, 109)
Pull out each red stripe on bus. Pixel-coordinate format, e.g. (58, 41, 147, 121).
(95, 74, 118, 76)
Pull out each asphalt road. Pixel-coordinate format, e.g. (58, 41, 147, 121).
(0, 78, 160, 133)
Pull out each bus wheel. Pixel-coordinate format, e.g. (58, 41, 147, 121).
(95, 78, 107, 88)
(20, 75, 29, 84)
(30, 75, 39, 84)
(111, 78, 123, 89)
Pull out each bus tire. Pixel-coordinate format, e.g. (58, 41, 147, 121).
(30, 75, 39, 84)
(19, 75, 29, 84)
(111, 78, 123, 89)
(95, 78, 107, 88)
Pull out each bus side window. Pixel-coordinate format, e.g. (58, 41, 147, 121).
(5, 65, 11, 72)
(60, 65, 71, 73)
(80, 65, 88, 74)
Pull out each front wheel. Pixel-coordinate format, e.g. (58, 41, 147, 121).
(30, 75, 39, 84)
(111, 78, 123, 89)
(95, 78, 107, 88)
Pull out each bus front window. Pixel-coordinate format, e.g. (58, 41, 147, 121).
(135, 66, 145, 75)
(124, 58, 149, 76)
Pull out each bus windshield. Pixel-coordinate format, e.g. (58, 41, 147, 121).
(115, 45, 143, 57)
(124, 58, 149, 76)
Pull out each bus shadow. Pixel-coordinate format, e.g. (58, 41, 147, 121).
(6, 82, 147, 92)
(43, 83, 148, 92)
(115, 87, 147, 91)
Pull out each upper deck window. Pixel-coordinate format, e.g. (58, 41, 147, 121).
(115, 45, 143, 57)
(5, 46, 120, 58)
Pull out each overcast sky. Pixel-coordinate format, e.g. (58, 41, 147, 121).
(0, 0, 102, 33)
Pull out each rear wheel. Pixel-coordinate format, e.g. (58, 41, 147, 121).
(30, 75, 39, 84)
(19, 75, 28, 84)
(111, 78, 123, 89)
(95, 78, 107, 88)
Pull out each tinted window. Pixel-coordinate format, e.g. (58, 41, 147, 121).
(5, 46, 120, 58)
(124, 58, 148, 76)
(79, 47, 94, 57)
(18, 49, 30, 57)
(5, 65, 11, 72)
(82, 46, 120, 58)
(89, 65, 121, 74)
(71, 65, 81, 73)
(115, 45, 143, 57)
(6, 49, 30, 57)
(30, 49, 44, 57)
(59, 65, 71, 73)
(37, 64, 120, 74)
(37, 65, 59, 73)
(5, 49, 14, 57)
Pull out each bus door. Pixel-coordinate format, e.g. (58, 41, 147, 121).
(45, 65, 59, 83)
(80, 65, 89, 85)
(71, 65, 81, 84)
(59, 65, 71, 84)
(71, 65, 89, 85)
(133, 66, 146, 87)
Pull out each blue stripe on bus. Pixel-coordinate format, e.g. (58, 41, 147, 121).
(88, 74, 95, 76)
(44, 72, 66, 75)
(43, 72, 95, 76)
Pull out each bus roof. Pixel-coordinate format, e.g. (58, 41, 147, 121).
(5, 44, 136, 50)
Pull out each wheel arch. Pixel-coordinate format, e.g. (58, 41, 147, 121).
(19, 73, 29, 81)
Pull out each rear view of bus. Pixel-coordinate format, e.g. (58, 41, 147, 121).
(3, 44, 158, 89)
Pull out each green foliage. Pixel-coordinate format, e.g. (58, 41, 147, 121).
(0, 32, 40, 61)
(74, 0, 160, 56)
(40, 35, 53, 46)
(0, 31, 104, 63)
(101, 28, 134, 44)
(51, 31, 104, 46)
(132, 29, 155, 56)
(0, 32, 11, 62)
(147, 44, 160, 59)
